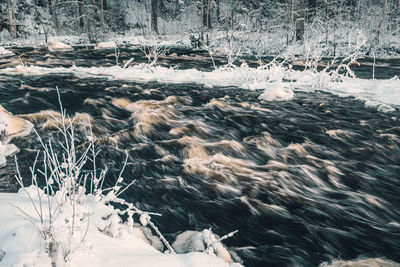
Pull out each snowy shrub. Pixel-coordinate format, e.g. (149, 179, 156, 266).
(314, 46, 363, 89)
(138, 35, 168, 68)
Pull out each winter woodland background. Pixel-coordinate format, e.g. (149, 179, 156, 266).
(0, 0, 399, 56)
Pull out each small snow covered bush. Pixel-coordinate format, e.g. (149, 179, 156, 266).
(313, 49, 362, 89)
(138, 35, 168, 68)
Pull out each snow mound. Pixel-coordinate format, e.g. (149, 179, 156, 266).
(0, 47, 14, 58)
(258, 82, 294, 101)
(0, 187, 241, 267)
(48, 41, 73, 52)
(172, 230, 234, 263)
(96, 41, 117, 49)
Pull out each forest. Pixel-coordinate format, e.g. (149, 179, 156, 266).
(1, 0, 399, 56)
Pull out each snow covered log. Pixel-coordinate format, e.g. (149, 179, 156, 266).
(48, 41, 73, 52)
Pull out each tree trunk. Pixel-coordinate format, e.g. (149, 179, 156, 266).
(200, 0, 204, 42)
(367, 0, 387, 54)
(286, 0, 293, 45)
(206, 0, 211, 45)
(230, 1, 235, 30)
(151, 0, 158, 34)
(375, 0, 388, 45)
(332, 0, 337, 56)
(83, 0, 89, 39)
(50, 0, 59, 34)
(8, 0, 17, 39)
(92, 0, 100, 25)
(307, 0, 317, 21)
(100, 0, 106, 33)
(295, 0, 305, 42)
(78, 0, 85, 30)
(207, 0, 211, 29)
(202, 0, 211, 29)
(390, 0, 399, 31)
(216, 0, 220, 23)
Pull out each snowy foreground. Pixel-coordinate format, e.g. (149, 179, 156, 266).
(0, 187, 240, 267)
(0, 61, 399, 112)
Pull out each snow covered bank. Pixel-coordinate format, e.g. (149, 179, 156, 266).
(290, 71, 400, 112)
(0, 187, 241, 267)
(1, 63, 399, 112)
(0, 105, 33, 168)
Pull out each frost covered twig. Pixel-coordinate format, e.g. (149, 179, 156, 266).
(114, 48, 121, 66)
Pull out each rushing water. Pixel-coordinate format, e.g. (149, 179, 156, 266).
(0, 47, 400, 266)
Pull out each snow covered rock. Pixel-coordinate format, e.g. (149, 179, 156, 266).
(0, 143, 19, 168)
(48, 41, 73, 52)
(0, 105, 33, 142)
(0, 47, 14, 58)
(0, 105, 33, 168)
(258, 82, 294, 102)
(172, 229, 235, 264)
(96, 41, 117, 49)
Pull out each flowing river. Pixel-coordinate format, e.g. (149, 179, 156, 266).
(0, 47, 400, 266)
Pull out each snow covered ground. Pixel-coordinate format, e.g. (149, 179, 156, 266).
(0, 187, 241, 266)
(0, 62, 399, 112)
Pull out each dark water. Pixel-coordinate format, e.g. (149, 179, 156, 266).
(0, 48, 400, 266)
